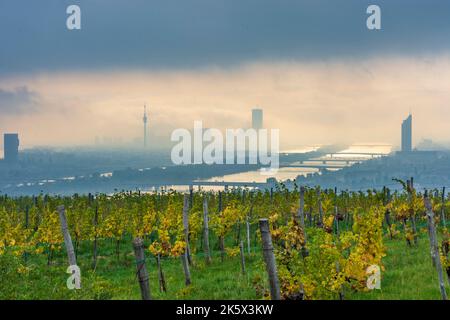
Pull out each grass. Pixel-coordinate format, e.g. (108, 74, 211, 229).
(1, 233, 449, 300)
(92, 248, 266, 300)
(350, 234, 448, 300)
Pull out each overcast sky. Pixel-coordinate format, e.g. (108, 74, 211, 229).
(1, 1, 450, 149)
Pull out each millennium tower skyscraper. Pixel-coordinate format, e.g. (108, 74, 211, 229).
(401, 113, 412, 152)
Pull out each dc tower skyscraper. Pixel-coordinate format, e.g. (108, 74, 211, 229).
(252, 108, 263, 130)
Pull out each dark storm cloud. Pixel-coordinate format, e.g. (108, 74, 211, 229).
(0, 87, 40, 114)
(0, 0, 449, 74)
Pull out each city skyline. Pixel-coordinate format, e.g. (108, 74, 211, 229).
(1, 108, 438, 158)
(1, 1, 450, 151)
(2, 57, 450, 151)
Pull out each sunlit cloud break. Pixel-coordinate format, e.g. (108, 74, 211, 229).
(1, 55, 450, 150)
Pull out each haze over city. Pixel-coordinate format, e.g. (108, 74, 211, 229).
(2, 57, 450, 151)
(1, 1, 450, 151)
(2, 0, 450, 195)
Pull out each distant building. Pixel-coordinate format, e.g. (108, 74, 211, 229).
(3, 133, 19, 163)
(252, 108, 263, 130)
(401, 114, 412, 152)
(143, 105, 148, 147)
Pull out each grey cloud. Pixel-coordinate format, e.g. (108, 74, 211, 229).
(0, 87, 40, 114)
(0, 0, 449, 74)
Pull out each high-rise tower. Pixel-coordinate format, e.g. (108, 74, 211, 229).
(143, 105, 148, 147)
(401, 113, 412, 152)
(3, 133, 19, 163)
(252, 108, 263, 130)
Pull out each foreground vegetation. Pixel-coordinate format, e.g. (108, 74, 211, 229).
(1, 182, 449, 300)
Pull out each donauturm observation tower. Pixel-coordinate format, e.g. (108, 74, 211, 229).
(143, 105, 148, 147)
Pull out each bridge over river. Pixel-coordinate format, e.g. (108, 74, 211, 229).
(192, 146, 392, 189)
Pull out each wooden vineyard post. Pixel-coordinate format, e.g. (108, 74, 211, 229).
(92, 205, 99, 270)
(57, 205, 80, 289)
(203, 196, 212, 264)
(156, 254, 167, 293)
(189, 185, 194, 209)
(218, 191, 223, 213)
(259, 219, 281, 300)
(57, 205, 77, 267)
(218, 191, 225, 262)
(308, 206, 313, 227)
(384, 188, 393, 240)
(246, 215, 251, 254)
(297, 186, 309, 258)
(317, 188, 324, 227)
(407, 178, 418, 246)
(441, 187, 447, 228)
(132, 237, 151, 300)
(25, 205, 29, 230)
(33, 196, 40, 232)
(246, 196, 254, 255)
(235, 219, 242, 246)
(182, 194, 192, 265)
(23, 205, 29, 264)
(333, 187, 344, 300)
(342, 190, 350, 231)
(297, 187, 305, 226)
(239, 240, 246, 274)
(424, 193, 448, 300)
(181, 252, 192, 286)
(334, 187, 340, 238)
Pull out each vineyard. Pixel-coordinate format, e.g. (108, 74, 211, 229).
(1, 180, 449, 300)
